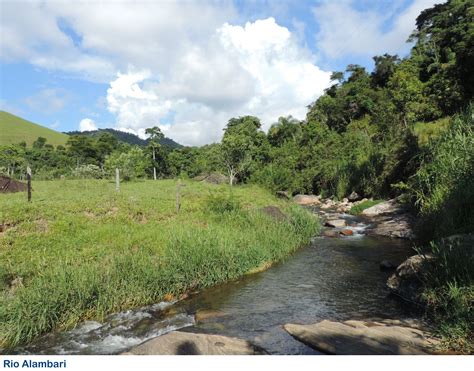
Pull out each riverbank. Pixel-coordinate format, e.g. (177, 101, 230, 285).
(0, 179, 319, 349)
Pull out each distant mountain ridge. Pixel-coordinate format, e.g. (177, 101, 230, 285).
(66, 128, 182, 149)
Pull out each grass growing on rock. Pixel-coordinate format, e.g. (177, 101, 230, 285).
(348, 199, 384, 215)
(0, 179, 319, 348)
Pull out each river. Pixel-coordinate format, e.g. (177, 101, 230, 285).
(16, 213, 416, 355)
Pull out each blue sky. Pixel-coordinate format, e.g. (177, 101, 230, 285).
(0, 0, 438, 145)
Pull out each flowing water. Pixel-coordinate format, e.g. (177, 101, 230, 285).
(15, 212, 416, 355)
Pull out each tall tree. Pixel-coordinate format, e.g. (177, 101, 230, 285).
(221, 116, 264, 185)
(145, 126, 164, 180)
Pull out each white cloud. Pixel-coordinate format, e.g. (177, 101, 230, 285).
(312, 0, 439, 61)
(79, 118, 97, 132)
(2, 2, 331, 145)
(105, 18, 331, 146)
(24, 88, 70, 114)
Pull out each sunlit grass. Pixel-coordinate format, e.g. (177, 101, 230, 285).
(0, 179, 319, 348)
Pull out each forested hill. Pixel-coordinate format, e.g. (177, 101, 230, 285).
(66, 128, 182, 149)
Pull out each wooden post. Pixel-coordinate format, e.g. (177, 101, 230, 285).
(26, 166, 32, 202)
(115, 168, 120, 192)
(176, 179, 181, 213)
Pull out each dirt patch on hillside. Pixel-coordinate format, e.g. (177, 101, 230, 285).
(0, 176, 27, 193)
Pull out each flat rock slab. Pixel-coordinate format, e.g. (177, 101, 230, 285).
(284, 319, 440, 355)
(361, 199, 403, 217)
(293, 194, 321, 206)
(123, 331, 266, 355)
(324, 219, 347, 228)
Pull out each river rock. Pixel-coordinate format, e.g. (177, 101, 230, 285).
(347, 191, 362, 202)
(362, 199, 416, 239)
(361, 199, 403, 217)
(369, 213, 416, 239)
(324, 219, 346, 228)
(124, 331, 266, 355)
(195, 309, 227, 322)
(283, 319, 440, 355)
(379, 260, 396, 271)
(321, 230, 340, 238)
(339, 229, 353, 236)
(387, 254, 433, 304)
(293, 194, 320, 206)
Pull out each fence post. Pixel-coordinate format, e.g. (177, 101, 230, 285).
(115, 168, 120, 192)
(26, 166, 32, 202)
(176, 179, 181, 213)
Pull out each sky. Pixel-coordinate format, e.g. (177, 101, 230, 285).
(0, 0, 440, 146)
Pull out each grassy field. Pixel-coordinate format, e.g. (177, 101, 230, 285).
(0, 179, 319, 348)
(0, 111, 69, 147)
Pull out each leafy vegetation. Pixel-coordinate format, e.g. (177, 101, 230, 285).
(0, 180, 319, 348)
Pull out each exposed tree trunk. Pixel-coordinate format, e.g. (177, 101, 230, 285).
(152, 147, 157, 180)
(229, 169, 235, 186)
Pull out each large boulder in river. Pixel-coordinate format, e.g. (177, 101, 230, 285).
(387, 254, 433, 304)
(284, 319, 440, 355)
(362, 199, 416, 239)
(369, 213, 416, 239)
(123, 331, 266, 355)
(361, 199, 403, 217)
(324, 219, 346, 228)
(293, 194, 321, 206)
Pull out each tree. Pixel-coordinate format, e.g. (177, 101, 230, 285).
(145, 126, 164, 180)
(0, 145, 26, 177)
(104, 147, 147, 181)
(371, 54, 400, 88)
(221, 116, 264, 185)
(411, 0, 473, 113)
(267, 116, 302, 147)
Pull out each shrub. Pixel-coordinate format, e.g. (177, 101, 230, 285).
(71, 164, 104, 179)
(205, 191, 241, 214)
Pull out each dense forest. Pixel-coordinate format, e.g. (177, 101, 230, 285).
(0, 0, 473, 349)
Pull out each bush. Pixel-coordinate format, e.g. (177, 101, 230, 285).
(71, 164, 104, 179)
(205, 191, 241, 214)
(104, 147, 147, 181)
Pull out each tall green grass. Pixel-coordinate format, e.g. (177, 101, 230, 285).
(0, 180, 319, 348)
(406, 105, 474, 353)
(419, 236, 474, 353)
(404, 105, 474, 241)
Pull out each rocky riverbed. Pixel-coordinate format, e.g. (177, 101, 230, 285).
(293, 194, 417, 240)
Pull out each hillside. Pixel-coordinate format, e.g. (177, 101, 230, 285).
(0, 111, 69, 147)
(66, 128, 182, 149)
